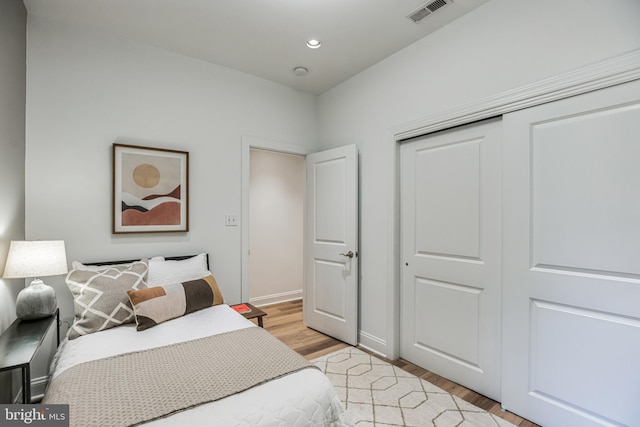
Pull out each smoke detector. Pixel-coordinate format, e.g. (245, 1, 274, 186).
(408, 0, 451, 23)
(293, 66, 309, 77)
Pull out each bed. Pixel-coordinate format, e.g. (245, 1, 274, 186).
(42, 254, 350, 427)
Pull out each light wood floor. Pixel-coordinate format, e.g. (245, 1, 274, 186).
(257, 299, 540, 427)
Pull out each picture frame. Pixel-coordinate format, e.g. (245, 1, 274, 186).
(112, 143, 189, 234)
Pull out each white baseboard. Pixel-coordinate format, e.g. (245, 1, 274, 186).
(30, 375, 49, 402)
(358, 331, 389, 359)
(249, 289, 303, 307)
(13, 375, 49, 404)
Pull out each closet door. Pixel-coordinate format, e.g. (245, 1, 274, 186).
(400, 118, 502, 400)
(502, 79, 640, 426)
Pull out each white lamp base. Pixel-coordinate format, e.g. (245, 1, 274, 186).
(16, 279, 57, 320)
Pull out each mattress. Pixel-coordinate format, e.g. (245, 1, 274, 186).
(48, 304, 350, 426)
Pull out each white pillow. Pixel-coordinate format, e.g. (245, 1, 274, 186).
(71, 260, 136, 271)
(148, 253, 209, 287)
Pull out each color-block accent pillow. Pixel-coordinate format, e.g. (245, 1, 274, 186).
(128, 274, 224, 331)
(66, 261, 148, 340)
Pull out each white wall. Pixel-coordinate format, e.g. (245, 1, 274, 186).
(0, 0, 26, 403)
(22, 0, 640, 362)
(249, 149, 304, 305)
(25, 15, 319, 331)
(316, 0, 640, 356)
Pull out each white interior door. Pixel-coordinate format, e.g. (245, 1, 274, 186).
(304, 144, 358, 345)
(501, 79, 640, 427)
(400, 118, 502, 401)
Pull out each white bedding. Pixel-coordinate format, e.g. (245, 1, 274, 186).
(49, 305, 350, 426)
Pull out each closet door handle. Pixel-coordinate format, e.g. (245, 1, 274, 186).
(340, 251, 355, 259)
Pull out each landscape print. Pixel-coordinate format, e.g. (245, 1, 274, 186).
(113, 144, 188, 233)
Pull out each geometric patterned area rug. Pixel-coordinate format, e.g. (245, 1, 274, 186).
(312, 347, 515, 427)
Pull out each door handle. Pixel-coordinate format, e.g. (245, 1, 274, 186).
(340, 251, 355, 259)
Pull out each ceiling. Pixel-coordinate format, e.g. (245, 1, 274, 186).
(23, 0, 489, 95)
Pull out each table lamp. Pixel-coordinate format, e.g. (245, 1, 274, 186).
(2, 240, 68, 320)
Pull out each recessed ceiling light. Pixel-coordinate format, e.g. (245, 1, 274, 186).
(306, 39, 322, 49)
(293, 66, 308, 77)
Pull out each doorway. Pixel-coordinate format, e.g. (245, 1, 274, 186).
(240, 136, 312, 305)
(248, 148, 305, 305)
(241, 137, 359, 345)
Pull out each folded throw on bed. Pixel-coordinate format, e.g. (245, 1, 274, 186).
(43, 326, 317, 427)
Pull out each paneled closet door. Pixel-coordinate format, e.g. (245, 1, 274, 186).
(501, 79, 640, 427)
(400, 118, 502, 401)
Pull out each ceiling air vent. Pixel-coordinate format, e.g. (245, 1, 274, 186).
(408, 0, 451, 23)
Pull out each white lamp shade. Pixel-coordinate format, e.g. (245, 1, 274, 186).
(3, 240, 68, 278)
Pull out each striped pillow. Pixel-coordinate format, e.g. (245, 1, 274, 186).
(127, 274, 224, 331)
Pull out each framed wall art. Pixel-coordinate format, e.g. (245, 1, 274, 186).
(112, 143, 189, 233)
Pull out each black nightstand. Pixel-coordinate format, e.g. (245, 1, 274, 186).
(0, 309, 60, 403)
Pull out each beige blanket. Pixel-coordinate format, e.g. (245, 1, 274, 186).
(43, 327, 317, 427)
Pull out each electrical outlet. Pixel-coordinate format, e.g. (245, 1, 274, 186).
(225, 214, 238, 226)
